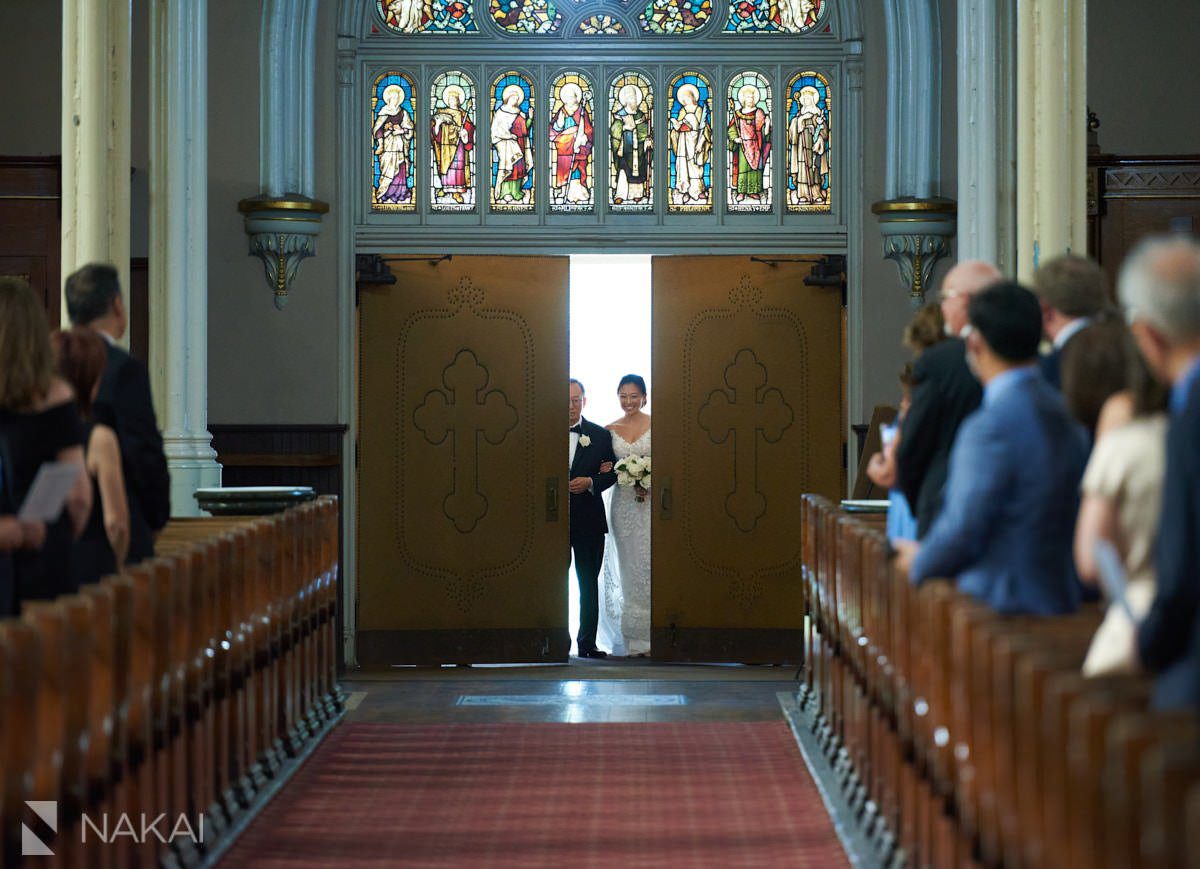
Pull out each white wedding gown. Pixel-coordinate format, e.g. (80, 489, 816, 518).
(598, 428, 652, 657)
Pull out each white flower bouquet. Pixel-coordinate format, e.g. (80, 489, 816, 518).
(615, 454, 652, 503)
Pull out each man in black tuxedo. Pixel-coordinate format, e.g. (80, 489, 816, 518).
(65, 264, 171, 564)
(1121, 236, 1200, 709)
(1032, 253, 1109, 389)
(897, 259, 1001, 537)
(568, 379, 617, 658)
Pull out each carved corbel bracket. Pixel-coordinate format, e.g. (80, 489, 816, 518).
(237, 196, 330, 309)
(872, 197, 958, 307)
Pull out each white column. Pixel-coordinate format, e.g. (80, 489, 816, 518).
(882, 0, 941, 200)
(1017, 0, 1087, 281)
(958, 0, 1017, 273)
(60, 0, 131, 324)
(149, 0, 221, 516)
(261, 0, 318, 197)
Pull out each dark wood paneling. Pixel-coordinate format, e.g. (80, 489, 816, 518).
(0, 156, 61, 324)
(130, 257, 148, 362)
(1088, 154, 1200, 293)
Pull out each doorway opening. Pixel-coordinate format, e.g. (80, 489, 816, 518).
(568, 254, 651, 656)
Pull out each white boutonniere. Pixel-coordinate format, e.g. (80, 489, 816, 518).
(578, 434, 591, 447)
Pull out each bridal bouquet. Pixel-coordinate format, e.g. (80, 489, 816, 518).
(615, 454, 652, 503)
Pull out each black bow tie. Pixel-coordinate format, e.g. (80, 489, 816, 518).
(570, 424, 583, 434)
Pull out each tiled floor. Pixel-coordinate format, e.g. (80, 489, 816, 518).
(342, 660, 799, 724)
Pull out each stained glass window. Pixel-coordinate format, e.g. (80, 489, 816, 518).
(548, 73, 596, 212)
(609, 73, 654, 212)
(786, 71, 831, 213)
(667, 72, 713, 213)
(640, 0, 712, 34)
(577, 14, 625, 34)
(490, 0, 562, 33)
(378, 0, 477, 33)
(489, 72, 536, 212)
(725, 0, 823, 33)
(371, 72, 417, 212)
(430, 71, 477, 212)
(726, 71, 771, 212)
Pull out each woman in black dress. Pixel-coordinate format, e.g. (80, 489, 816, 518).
(0, 278, 91, 612)
(53, 327, 129, 585)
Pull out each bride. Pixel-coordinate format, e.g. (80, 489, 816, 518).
(598, 374, 652, 657)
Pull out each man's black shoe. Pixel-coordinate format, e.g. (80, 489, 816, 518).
(579, 649, 608, 659)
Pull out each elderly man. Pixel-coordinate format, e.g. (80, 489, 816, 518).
(1032, 253, 1110, 388)
(895, 283, 1088, 615)
(1121, 235, 1200, 709)
(896, 260, 1002, 537)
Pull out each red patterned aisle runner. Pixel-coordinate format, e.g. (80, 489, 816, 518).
(220, 722, 848, 867)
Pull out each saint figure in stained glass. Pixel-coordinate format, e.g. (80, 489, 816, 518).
(548, 74, 594, 210)
(379, 0, 476, 33)
(431, 73, 476, 211)
(372, 74, 416, 212)
(667, 74, 712, 212)
(727, 73, 771, 211)
(725, 0, 822, 33)
(490, 0, 561, 33)
(786, 72, 830, 212)
(490, 74, 535, 211)
(609, 75, 653, 211)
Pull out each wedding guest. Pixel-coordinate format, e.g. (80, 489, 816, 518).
(65, 263, 170, 563)
(894, 282, 1088, 615)
(0, 456, 47, 618)
(53, 328, 130, 586)
(1070, 325, 1169, 676)
(0, 277, 91, 609)
(1119, 235, 1200, 709)
(1032, 253, 1109, 389)
(897, 260, 1001, 536)
(1060, 309, 1128, 438)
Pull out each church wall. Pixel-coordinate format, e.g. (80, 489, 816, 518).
(206, 0, 343, 425)
(1088, 0, 1200, 154)
(0, 4, 60, 156)
(853, 2, 958, 429)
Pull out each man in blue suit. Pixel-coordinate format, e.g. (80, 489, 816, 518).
(894, 282, 1089, 615)
(1121, 235, 1200, 709)
(1032, 253, 1109, 389)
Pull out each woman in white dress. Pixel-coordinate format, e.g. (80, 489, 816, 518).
(601, 374, 652, 657)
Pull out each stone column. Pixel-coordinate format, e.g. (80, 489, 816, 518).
(60, 0, 131, 324)
(149, 0, 221, 516)
(958, 0, 1017, 274)
(1017, 0, 1087, 281)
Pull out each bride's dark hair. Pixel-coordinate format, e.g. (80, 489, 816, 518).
(618, 374, 647, 395)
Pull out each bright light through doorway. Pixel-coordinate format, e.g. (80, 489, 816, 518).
(567, 254, 651, 655)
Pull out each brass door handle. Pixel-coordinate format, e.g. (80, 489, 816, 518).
(660, 475, 673, 519)
(546, 477, 559, 522)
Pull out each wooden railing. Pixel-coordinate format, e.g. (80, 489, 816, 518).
(0, 496, 342, 866)
(800, 494, 1200, 869)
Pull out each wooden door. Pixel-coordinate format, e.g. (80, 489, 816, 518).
(357, 255, 569, 665)
(652, 256, 843, 662)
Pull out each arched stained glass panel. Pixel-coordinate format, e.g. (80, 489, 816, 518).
(640, 0, 712, 34)
(726, 70, 771, 212)
(786, 71, 831, 213)
(725, 0, 824, 33)
(430, 71, 477, 212)
(609, 73, 654, 212)
(577, 14, 626, 34)
(548, 73, 596, 212)
(378, 0, 477, 33)
(490, 71, 536, 211)
(490, 0, 562, 33)
(667, 72, 713, 213)
(371, 72, 417, 212)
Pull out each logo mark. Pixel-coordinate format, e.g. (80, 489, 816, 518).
(22, 801, 57, 856)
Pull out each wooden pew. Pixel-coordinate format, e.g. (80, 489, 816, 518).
(798, 504, 1200, 869)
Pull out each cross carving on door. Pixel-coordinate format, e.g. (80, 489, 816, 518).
(414, 349, 519, 533)
(698, 348, 793, 532)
